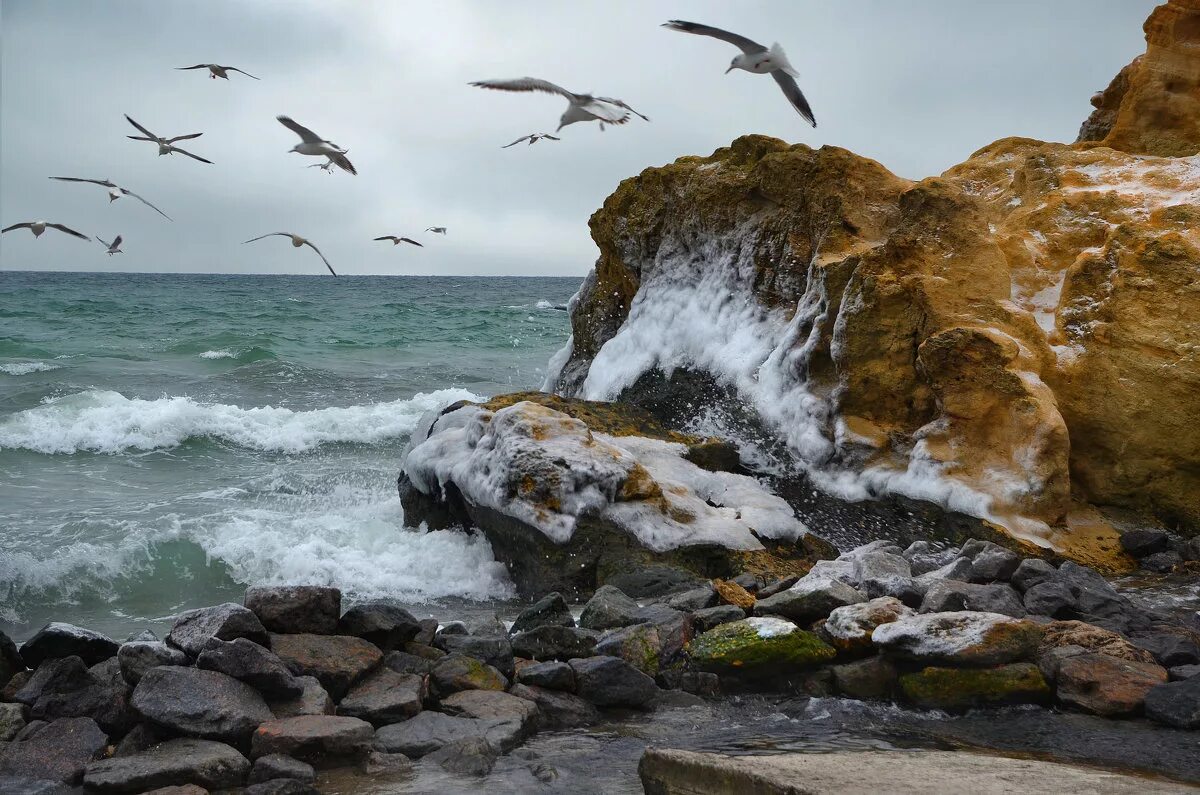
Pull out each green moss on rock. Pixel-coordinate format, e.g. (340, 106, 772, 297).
(688, 617, 835, 674)
(899, 663, 1050, 711)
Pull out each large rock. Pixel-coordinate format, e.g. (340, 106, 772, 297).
(823, 597, 914, 654)
(579, 585, 642, 630)
(569, 656, 659, 707)
(919, 581, 1025, 618)
(438, 634, 514, 679)
(508, 684, 599, 729)
(510, 625, 599, 662)
(1055, 652, 1168, 716)
(117, 641, 188, 686)
(249, 754, 315, 784)
(1144, 675, 1200, 729)
(961, 540, 1021, 582)
(335, 668, 424, 727)
(438, 689, 538, 737)
(514, 660, 574, 691)
(82, 739, 249, 793)
(267, 634, 381, 700)
(1, 631, 24, 691)
(244, 587, 341, 635)
(596, 623, 667, 675)
(131, 666, 272, 742)
(431, 653, 508, 694)
(167, 604, 269, 657)
(14, 656, 132, 735)
(898, 663, 1050, 711)
(830, 656, 897, 701)
(753, 575, 866, 624)
(196, 638, 303, 698)
(688, 617, 835, 674)
(425, 735, 498, 777)
(872, 612, 1043, 666)
(336, 603, 421, 651)
(509, 592, 575, 634)
(1039, 621, 1156, 665)
(266, 676, 334, 719)
(0, 717, 107, 784)
(19, 624, 119, 669)
(692, 605, 747, 633)
(250, 716, 374, 767)
(372, 711, 521, 758)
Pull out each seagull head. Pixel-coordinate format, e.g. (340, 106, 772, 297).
(727, 53, 750, 74)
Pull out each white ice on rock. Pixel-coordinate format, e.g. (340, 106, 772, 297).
(745, 616, 798, 638)
(403, 400, 807, 551)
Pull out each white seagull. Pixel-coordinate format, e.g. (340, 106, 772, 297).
(1, 221, 90, 241)
(243, 232, 337, 277)
(425, 227, 447, 235)
(49, 177, 172, 220)
(97, 234, 124, 256)
(662, 20, 817, 127)
(277, 116, 356, 175)
(502, 133, 561, 148)
(469, 78, 649, 132)
(374, 235, 423, 247)
(125, 115, 213, 163)
(176, 63, 260, 81)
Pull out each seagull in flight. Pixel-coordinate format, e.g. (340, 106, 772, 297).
(243, 232, 337, 276)
(374, 235, 423, 247)
(469, 78, 649, 132)
(2, 221, 90, 241)
(306, 150, 350, 175)
(425, 227, 447, 235)
(125, 115, 213, 163)
(502, 133, 561, 148)
(97, 234, 124, 256)
(661, 20, 817, 127)
(176, 63, 259, 81)
(49, 177, 172, 220)
(277, 116, 356, 175)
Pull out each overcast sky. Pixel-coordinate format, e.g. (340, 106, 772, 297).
(1, 0, 1155, 276)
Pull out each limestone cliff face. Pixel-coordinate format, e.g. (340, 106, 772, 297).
(549, 3, 1200, 542)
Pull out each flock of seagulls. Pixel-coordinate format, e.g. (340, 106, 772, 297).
(3, 19, 818, 276)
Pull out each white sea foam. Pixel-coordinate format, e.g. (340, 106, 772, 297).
(535, 299, 554, 309)
(0, 387, 482, 455)
(1, 361, 60, 376)
(198, 349, 237, 360)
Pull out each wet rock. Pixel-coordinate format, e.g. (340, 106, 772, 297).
(902, 542, 961, 576)
(14, 656, 132, 735)
(251, 715, 374, 767)
(634, 604, 694, 663)
(113, 722, 169, 757)
(197, 638, 302, 698)
(373, 711, 519, 757)
(19, 624, 119, 669)
(692, 605, 746, 633)
(1022, 581, 1076, 617)
(823, 597, 913, 655)
(510, 625, 599, 662)
(425, 735, 498, 776)
(84, 738, 249, 793)
(831, 656, 897, 700)
(244, 587, 341, 635)
(688, 618, 834, 675)
(605, 564, 704, 599)
(1119, 529, 1169, 558)
(125, 630, 158, 643)
(132, 666, 272, 743)
(402, 641, 445, 661)
(140, 786, 208, 795)
(0, 717, 107, 784)
(713, 579, 756, 610)
(514, 660, 574, 691)
(465, 614, 509, 638)
(2, 671, 31, 703)
(439, 689, 538, 736)
(359, 750, 413, 775)
(914, 556, 974, 586)
(729, 573, 760, 593)
(14, 720, 46, 741)
(1141, 551, 1181, 573)
(167, 604, 269, 657)
(919, 581, 1025, 617)
(1170, 664, 1200, 681)
(1055, 563, 1148, 635)
(383, 651, 435, 677)
(338, 602, 422, 649)
(414, 619, 438, 645)
(872, 612, 1044, 666)
(961, 541, 1021, 582)
(249, 753, 315, 784)
(117, 641, 188, 686)
(439, 635, 514, 679)
(266, 676, 334, 719)
(431, 654, 508, 694)
(1010, 559, 1058, 592)
(753, 575, 866, 623)
(899, 663, 1050, 711)
(1055, 652, 1167, 716)
(654, 670, 720, 697)
(756, 576, 800, 599)
(596, 624, 665, 676)
(0, 703, 26, 741)
(267, 633, 382, 700)
(509, 592, 575, 634)
(578, 585, 642, 631)
(336, 668, 424, 727)
(665, 586, 717, 612)
(1128, 631, 1200, 667)
(508, 684, 600, 729)
(1144, 676, 1200, 729)
(1039, 621, 1156, 664)
(2, 631, 26, 690)
(83, 657, 137, 736)
(569, 655, 659, 708)
(847, 551, 922, 604)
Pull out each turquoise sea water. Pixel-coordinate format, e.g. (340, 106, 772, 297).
(0, 271, 578, 640)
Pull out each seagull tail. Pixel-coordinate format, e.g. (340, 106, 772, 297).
(770, 43, 800, 77)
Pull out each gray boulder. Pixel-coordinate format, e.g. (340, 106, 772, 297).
(569, 656, 658, 708)
(250, 715, 374, 767)
(1010, 558, 1058, 592)
(1022, 581, 1076, 618)
(665, 586, 717, 612)
(0, 716, 107, 785)
(963, 541, 1021, 581)
(901, 541, 961, 576)
(509, 592, 575, 634)
(692, 605, 746, 633)
(1129, 632, 1200, 668)
(914, 557, 973, 586)
(245, 587, 341, 635)
(267, 633, 382, 700)
(847, 551, 922, 604)
(117, 641, 188, 686)
(167, 604, 269, 657)
(14, 656, 132, 735)
(919, 581, 1025, 617)
(132, 666, 272, 743)
(508, 684, 598, 729)
(1145, 677, 1200, 729)
(382, 650, 435, 676)
(425, 735, 498, 776)
(439, 689, 538, 737)
(336, 668, 425, 727)
(197, 638, 302, 698)
(19, 624, 118, 669)
(266, 676, 334, 719)
(578, 585, 641, 631)
(372, 711, 521, 757)
(510, 625, 599, 662)
(515, 661, 574, 691)
(431, 654, 508, 694)
(0, 702, 26, 741)
(439, 635, 514, 679)
(249, 754, 316, 785)
(831, 656, 897, 700)
(83, 738, 249, 792)
(337, 603, 421, 650)
(754, 575, 866, 623)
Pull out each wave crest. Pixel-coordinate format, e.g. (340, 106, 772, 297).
(1, 361, 61, 376)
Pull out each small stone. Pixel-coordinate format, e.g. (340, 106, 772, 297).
(569, 656, 659, 708)
(1141, 551, 1182, 573)
(1022, 581, 1076, 617)
(0, 717, 107, 785)
(1119, 529, 1169, 558)
(1055, 652, 1167, 716)
(831, 656, 897, 700)
(655, 670, 720, 697)
(1010, 559, 1058, 592)
(847, 551, 922, 604)
(578, 585, 641, 630)
(713, 579, 756, 610)
(439, 635, 514, 679)
(431, 654, 507, 694)
(413, 619, 438, 645)
(197, 638, 302, 698)
(509, 592, 575, 634)
(245, 587, 341, 635)
(902, 542, 961, 576)
(1, 671, 32, 703)
(1144, 676, 1200, 729)
(19, 624, 119, 669)
(336, 668, 425, 727)
(692, 605, 746, 633)
(914, 557, 974, 586)
(402, 641, 446, 661)
(425, 736, 498, 776)
(508, 684, 599, 729)
(665, 586, 717, 612)
(510, 625, 599, 662)
(919, 581, 1025, 617)
(83, 738, 249, 793)
(337, 603, 421, 651)
(872, 612, 1044, 666)
(358, 750, 413, 775)
(249, 753, 315, 784)
(514, 660, 574, 691)
(899, 663, 1050, 711)
(117, 641, 188, 686)
(251, 715, 374, 768)
(114, 722, 169, 757)
(966, 543, 1021, 582)
(167, 604, 269, 657)
(268, 634, 382, 700)
(753, 575, 866, 623)
(266, 676, 334, 719)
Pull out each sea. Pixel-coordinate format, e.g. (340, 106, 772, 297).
(0, 271, 578, 642)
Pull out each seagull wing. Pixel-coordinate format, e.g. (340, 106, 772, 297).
(470, 78, 576, 100)
(165, 132, 203, 143)
(124, 114, 157, 139)
(502, 135, 533, 148)
(243, 232, 291, 244)
(596, 97, 650, 122)
(303, 240, 337, 277)
(2, 223, 34, 233)
(122, 189, 173, 221)
(771, 71, 817, 127)
(46, 223, 90, 240)
(225, 67, 260, 80)
(661, 20, 767, 54)
(172, 146, 213, 164)
(175, 64, 211, 71)
(399, 238, 423, 247)
(112, 235, 123, 247)
(96, 236, 111, 248)
(277, 115, 323, 143)
(543, 134, 561, 141)
(50, 176, 117, 188)
(579, 99, 630, 125)
(328, 151, 357, 175)
(373, 236, 398, 242)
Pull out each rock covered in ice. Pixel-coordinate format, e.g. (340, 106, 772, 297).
(871, 611, 1044, 666)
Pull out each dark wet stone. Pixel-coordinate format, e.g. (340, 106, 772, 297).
(113, 722, 169, 757)
(634, 605, 693, 665)
(756, 576, 799, 599)
(730, 573, 760, 593)
(1144, 675, 1200, 729)
(1055, 652, 1167, 716)
(604, 564, 702, 599)
(1010, 558, 1058, 592)
(19, 624, 119, 669)
(1, 631, 24, 691)
(1022, 581, 1076, 618)
(692, 605, 746, 633)
(919, 581, 1025, 617)
(336, 668, 424, 727)
(510, 626, 599, 662)
(117, 641, 189, 686)
(167, 604, 269, 657)
(515, 660, 574, 691)
(83, 738, 250, 793)
(249, 753, 315, 784)
(1141, 551, 1182, 573)
(569, 656, 658, 708)
(1120, 529, 1169, 558)
(654, 671, 720, 697)
(13, 720, 46, 741)
(665, 586, 717, 612)
(962, 541, 1020, 582)
(430, 654, 507, 694)
(1129, 632, 1200, 667)
(402, 642, 446, 662)
(0, 703, 27, 741)
(14, 656, 132, 735)
(753, 575, 866, 623)
(2, 671, 30, 703)
(132, 666, 272, 743)
(596, 624, 666, 675)
(197, 638, 302, 698)
(0, 716, 107, 784)
(358, 750, 413, 775)
(1170, 664, 1200, 681)
(267, 634, 382, 700)
(578, 585, 642, 631)
(337, 603, 422, 651)
(832, 656, 898, 700)
(266, 676, 334, 719)
(509, 592, 575, 635)
(426, 735, 498, 776)
(413, 619, 438, 646)
(372, 711, 520, 758)
(1056, 563, 1149, 635)
(245, 587, 341, 635)
(251, 715, 374, 768)
(439, 635, 514, 679)
(439, 689, 538, 735)
(383, 651, 435, 676)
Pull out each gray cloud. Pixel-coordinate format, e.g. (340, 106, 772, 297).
(1, 0, 1155, 275)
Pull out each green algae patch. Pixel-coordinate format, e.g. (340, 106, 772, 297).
(899, 663, 1050, 712)
(688, 617, 834, 674)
